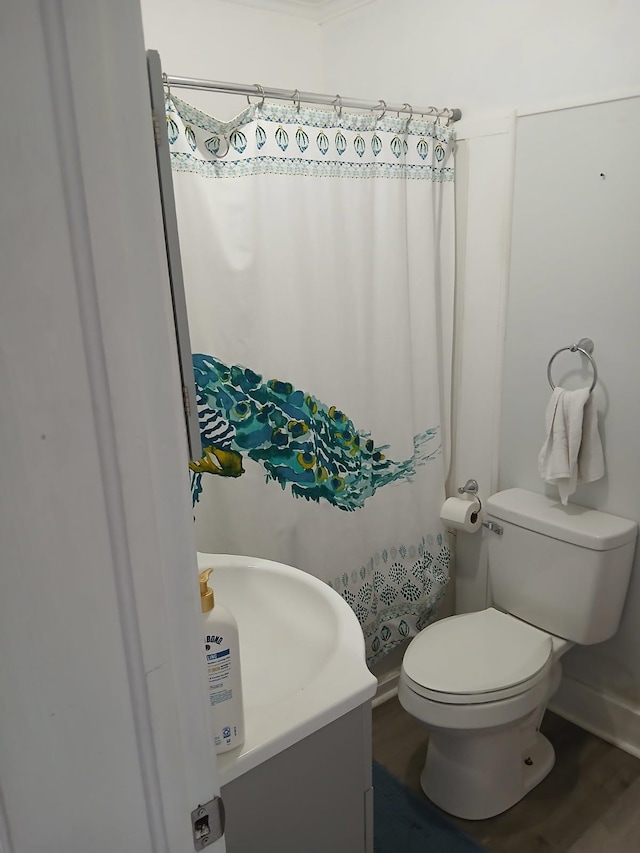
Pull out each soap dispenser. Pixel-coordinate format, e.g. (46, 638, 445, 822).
(199, 568, 245, 754)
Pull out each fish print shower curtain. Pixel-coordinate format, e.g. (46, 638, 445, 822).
(167, 94, 456, 664)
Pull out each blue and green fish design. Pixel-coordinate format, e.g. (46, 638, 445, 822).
(190, 354, 440, 511)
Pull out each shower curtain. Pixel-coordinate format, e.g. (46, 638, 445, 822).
(167, 94, 456, 664)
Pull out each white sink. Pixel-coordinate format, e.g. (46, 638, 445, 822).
(197, 553, 377, 786)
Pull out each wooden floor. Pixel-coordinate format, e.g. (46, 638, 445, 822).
(372, 697, 640, 852)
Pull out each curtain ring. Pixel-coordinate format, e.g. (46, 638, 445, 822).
(162, 72, 171, 101)
(374, 99, 387, 120)
(403, 103, 413, 127)
(247, 83, 265, 108)
(214, 136, 231, 159)
(333, 95, 343, 119)
(291, 88, 301, 112)
(433, 107, 447, 126)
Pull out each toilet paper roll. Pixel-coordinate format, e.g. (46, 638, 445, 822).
(440, 497, 482, 533)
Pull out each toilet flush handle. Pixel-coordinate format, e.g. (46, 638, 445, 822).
(483, 521, 503, 535)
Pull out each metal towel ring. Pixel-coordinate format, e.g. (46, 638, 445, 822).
(547, 338, 598, 393)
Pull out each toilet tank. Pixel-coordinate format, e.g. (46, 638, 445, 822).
(485, 489, 637, 644)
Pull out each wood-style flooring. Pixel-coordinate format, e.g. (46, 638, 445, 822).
(372, 697, 640, 852)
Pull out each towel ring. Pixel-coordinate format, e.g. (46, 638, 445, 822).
(547, 338, 598, 393)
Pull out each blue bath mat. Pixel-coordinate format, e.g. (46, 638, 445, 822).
(373, 761, 487, 852)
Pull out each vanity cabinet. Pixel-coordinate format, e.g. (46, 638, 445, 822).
(221, 703, 373, 853)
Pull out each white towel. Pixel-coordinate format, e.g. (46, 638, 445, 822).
(538, 387, 604, 505)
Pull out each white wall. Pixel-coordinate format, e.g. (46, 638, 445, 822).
(448, 121, 515, 613)
(140, 0, 324, 119)
(321, 0, 640, 120)
(502, 97, 640, 753)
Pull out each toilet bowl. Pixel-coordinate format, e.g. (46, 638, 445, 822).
(398, 488, 638, 821)
(398, 607, 570, 819)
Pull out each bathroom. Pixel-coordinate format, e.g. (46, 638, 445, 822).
(2, 1, 640, 851)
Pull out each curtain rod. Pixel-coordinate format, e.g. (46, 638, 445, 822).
(164, 74, 462, 123)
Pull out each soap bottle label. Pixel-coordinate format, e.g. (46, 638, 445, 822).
(205, 637, 238, 749)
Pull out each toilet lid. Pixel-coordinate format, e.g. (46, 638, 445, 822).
(402, 608, 553, 704)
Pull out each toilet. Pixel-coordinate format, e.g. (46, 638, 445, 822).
(398, 488, 637, 820)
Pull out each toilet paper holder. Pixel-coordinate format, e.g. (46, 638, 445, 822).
(457, 479, 482, 513)
(457, 480, 504, 534)
(457, 478, 479, 496)
(458, 480, 504, 536)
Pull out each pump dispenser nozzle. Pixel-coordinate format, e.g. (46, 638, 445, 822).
(199, 568, 214, 613)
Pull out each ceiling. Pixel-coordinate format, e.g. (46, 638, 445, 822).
(219, 0, 376, 23)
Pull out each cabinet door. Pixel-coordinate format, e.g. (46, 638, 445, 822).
(221, 707, 372, 853)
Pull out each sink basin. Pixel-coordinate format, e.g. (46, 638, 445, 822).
(196, 553, 377, 785)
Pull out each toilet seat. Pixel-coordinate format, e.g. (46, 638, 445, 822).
(402, 608, 553, 705)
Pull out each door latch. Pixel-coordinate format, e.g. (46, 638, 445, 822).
(191, 796, 225, 850)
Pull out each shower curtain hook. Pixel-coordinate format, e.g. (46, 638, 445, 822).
(403, 103, 413, 129)
(247, 83, 265, 108)
(291, 88, 301, 112)
(374, 99, 387, 121)
(333, 95, 343, 119)
(162, 72, 171, 101)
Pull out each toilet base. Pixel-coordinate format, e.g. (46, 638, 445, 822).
(420, 723, 555, 820)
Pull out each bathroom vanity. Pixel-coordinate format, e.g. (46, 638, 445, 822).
(196, 553, 377, 853)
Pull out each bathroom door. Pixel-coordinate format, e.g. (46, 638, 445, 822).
(0, 1, 224, 851)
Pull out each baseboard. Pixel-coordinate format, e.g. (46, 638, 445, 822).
(370, 641, 409, 708)
(372, 658, 402, 708)
(549, 675, 640, 760)
(372, 675, 399, 708)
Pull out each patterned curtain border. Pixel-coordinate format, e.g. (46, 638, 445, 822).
(167, 95, 455, 181)
(328, 534, 451, 667)
(169, 94, 456, 142)
(170, 152, 452, 181)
